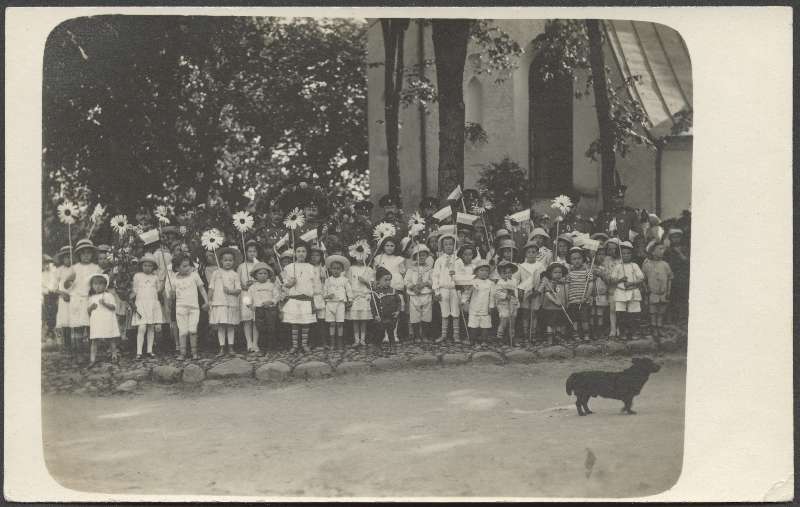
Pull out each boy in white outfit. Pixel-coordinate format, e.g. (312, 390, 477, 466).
(432, 233, 463, 343)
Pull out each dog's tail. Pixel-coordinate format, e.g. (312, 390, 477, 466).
(566, 374, 576, 396)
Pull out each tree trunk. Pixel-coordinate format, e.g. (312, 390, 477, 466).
(380, 19, 409, 197)
(432, 19, 471, 199)
(586, 19, 617, 210)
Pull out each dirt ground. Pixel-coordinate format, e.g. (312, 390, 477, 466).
(42, 355, 685, 499)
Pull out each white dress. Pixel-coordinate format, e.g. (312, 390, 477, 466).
(281, 262, 317, 325)
(238, 259, 258, 322)
(55, 265, 72, 329)
(374, 254, 406, 291)
(89, 292, 121, 339)
(67, 262, 102, 328)
(346, 265, 374, 320)
(131, 272, 165, 325)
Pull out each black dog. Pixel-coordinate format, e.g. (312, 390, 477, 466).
(565, 357, 661, 416)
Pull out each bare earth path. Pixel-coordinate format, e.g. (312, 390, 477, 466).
(42, 355, 685, 499)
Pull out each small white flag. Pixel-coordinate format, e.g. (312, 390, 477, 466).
(456, 212, 480, 226)
(436, 224, 456, 236)
(275, 233, 289, 250)
(507, 209, 531, 224)
(433, 205, 452, 222)
(139, 229, 160, 246)
(446, 185, 463, 202)
(300, 228, 318, 243)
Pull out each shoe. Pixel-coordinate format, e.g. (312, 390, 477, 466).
(135, 354, 142, 360)
(192, 354, 199, 360)
(216, 349, 225, 357)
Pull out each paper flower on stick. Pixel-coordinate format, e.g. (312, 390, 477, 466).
(551, 194, 573, 215)
(283, 208, 305, 230)
(373, 222, 397, 244)
(109, 215, 128, 235)
(57, 201, 79, 225)
(90, 203, 106, 223)
(472, 198, 494, 216)
(349, 239, 371, 263)
(232, 211, 254, 233)
(201, 229, 224, 251)
(155, 205, 170, 225)
(132, 224, 144, 235)
(408, 212, 425, 238)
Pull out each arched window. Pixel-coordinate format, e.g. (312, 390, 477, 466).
(465, 76, 483, 125)
(529, 54, 573, 193)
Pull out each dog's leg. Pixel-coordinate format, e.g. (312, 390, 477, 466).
(622, 397, 637, 415)
(582, 396, 593, 414)
(575, 397, 585, 416)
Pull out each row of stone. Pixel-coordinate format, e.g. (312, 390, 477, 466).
(112, 337, 678, 392)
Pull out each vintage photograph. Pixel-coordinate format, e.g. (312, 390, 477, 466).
(40, 15, 692, 498)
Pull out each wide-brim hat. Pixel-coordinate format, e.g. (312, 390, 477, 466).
(531, 227, 550, 240)
(619, 240, 634, 250)
(410, 243, 431, 259)
(279, 248, 295, 260)
(647, 214, 662, 225)
(74, 239, 97, 256)
(96, 244, 112, 253)
(667, 228, 684, 237)
(568, 246, 586, 258)
(217, 246, 243, 265)
(556, 233, 574, 245)
(325, 254, 351, 272)
(89, 273, 110, 286)
(495, 228, 511, 240)
(591, 232, 609, 242)
(473, 260, 491, 274)
(522, 239, 540, 252)
(399, 236, 414, 254)
(56, 245, 72, 261)
(645, 240, 659, 254)
(497, 238, 517, 251)
(43, 254, 54, 263)
(139, 252, 159, 268)
(497, 260, 518, 274)
(250, 262, 274, 277)
(437, 233, 457, 252)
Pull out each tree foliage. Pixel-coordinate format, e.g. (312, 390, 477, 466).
(43, 16, 367, 252)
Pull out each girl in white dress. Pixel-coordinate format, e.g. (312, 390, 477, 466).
(237, 241, 260, 353)
(282, 243, 317, 353)
(309, 246, 327, 348)
(209, 248, 242, 356)
(65, 239, 102, 351)
(346, 259, 375, 348)
(131, 253, 165, 358)
(53, 246, 73, 349)
(87, 274, 120, 366)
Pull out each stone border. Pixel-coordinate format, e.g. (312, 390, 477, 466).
(43, 335, 685, 396)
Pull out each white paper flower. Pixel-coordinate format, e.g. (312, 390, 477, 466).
(179, 225, 187, 236)
(283, 208, 305, 230)
(408, 212, 425, 238)
(57, 201, 79, 225)
(90, 203, 106, 223)
(551, 194, 573, 215)
(154, 205, 170, 225)
(232, 210, 254, 233)
(349, 239, 371, 263)
(109, 215, 128, 235)
(201, 229, 224, 251)
(373, 222, 397, 243)
(132, 224, 144, 235)
(472, 198, 494, 215)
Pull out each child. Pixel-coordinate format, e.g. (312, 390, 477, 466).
(554, 234, 573, 266)
(642, 243, 673, 338)
(208, 247, 242, 356)
(494, 260, 520, 346)
(281, 243, 317, 353)
(373, 237, 406, 344)
(538, 263, 569, 345)
(250, 262, 282, 352)
(609, 241, 645, 340)
(131, 252, 164, 359)
(65, 239, 102, 355)
(323, 255, 353, 350)
(404, 244, 434, 342)
(346, 254, 375, 348)
(371, 266, 403, 352)
(590, 246, 610, 335)
(529, 228, 553, 265)
(603, 237, 622, 338)
(86, 274, 120, 367)
(490, 239, 517, 281)
(309, 245, 327, 349)
(53, 245, 73, 350)
(455, 243, 478, 338)
(466, 260, 495, 344)
(151, 240, 177, 353)
(566, 247, 595, 341)
(169, 253, 209, 359)
(432, 233, 463, 343)
(517, 241, 546, 344)
(238, 240, 260, 353)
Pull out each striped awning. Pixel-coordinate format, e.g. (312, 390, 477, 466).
(604, 20, 693, 139)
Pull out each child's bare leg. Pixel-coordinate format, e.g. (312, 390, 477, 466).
(509, 313, 517, 345)
(216, 326, 226, 355)
(609, 307, 618, 337)
(136, 326, 146, 356)
(189, 333, 198, 358)
(146, 326, 155, 355)
(89, 340, 97, 364)
(110, 339, 118, 360)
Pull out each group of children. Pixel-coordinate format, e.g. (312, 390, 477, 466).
(42, 191, 690, 365)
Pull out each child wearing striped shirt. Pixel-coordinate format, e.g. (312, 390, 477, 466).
(566, 247, 594, 341)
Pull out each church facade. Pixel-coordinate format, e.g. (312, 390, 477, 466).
(366, 19, 692, 219)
